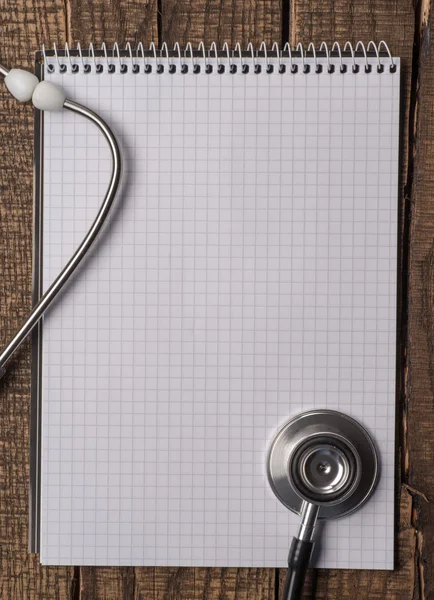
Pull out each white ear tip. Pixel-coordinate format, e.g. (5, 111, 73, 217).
(32, 81, 66, 111)
(4, 69, 39, 102)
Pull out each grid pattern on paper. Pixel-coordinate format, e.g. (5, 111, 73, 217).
(40, 56, 400, 568)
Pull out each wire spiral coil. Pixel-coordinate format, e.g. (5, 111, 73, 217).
(41, 41, 396, 75)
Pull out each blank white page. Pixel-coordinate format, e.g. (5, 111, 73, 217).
(39, 53, 400, 568)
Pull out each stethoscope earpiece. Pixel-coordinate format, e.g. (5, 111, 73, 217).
(3, 68, 65, 109)
(267, 409, 379, 600)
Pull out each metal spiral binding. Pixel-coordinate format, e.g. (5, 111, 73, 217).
(41, 41, 396, 74)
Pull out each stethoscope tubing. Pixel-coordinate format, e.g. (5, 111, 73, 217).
(283, 501, 318, 600)
(0, 98, 122, 376)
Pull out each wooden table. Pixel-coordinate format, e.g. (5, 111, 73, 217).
(0, 0, 431, 598)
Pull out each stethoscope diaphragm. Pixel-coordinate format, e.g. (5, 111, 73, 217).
(289, 433, 361, 506)
(267, 409, 379, 519)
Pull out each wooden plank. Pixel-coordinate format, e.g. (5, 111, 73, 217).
(67, 0, 158, 46)
(162, 0, 282, 47)
(289, 0, 418, 598)
(407, 1, 434, 598)
(79, 567, 138, 600)
(80, 564, 275, 599)
(147, 567, 275, 600)
(0, 1, 75, 599)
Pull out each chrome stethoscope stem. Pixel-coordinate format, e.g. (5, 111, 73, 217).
(297, 501, 319, 542)
(0, 98, 122, 377)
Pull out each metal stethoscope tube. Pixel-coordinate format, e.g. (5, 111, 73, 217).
(0, 92, 122, 378)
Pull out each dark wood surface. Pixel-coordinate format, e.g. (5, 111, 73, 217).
(0, 0, 431, 598)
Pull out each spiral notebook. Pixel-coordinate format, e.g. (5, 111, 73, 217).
(31, 44, 400, 569)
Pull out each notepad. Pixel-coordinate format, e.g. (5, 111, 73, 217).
(33, 47, 400, 569)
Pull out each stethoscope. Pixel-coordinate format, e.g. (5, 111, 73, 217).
(267, 409, 379, 599)
(0, 61, 379, 599)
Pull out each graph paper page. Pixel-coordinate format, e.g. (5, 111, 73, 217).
(40, 56, 400, 568)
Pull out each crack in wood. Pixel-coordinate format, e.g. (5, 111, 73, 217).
(416, 530, 426, 600)
(403, 483, 430, 504)
(63, 0, 72, 45)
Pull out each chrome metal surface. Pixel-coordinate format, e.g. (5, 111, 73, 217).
(0, 63, 9, 77)
(297, 501, 319, 542)
(289, 431, 360, 505)
(298, 443, 351, 496)
(29, 58, 44, 552)
(0, 98, 122, 376)
(266, 409, 379, 520)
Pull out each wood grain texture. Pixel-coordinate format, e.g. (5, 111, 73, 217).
(162, 0, 282, 47)
(0, 1, 75, 599)
(67, 0, 158, 46)
(79, 566, 275, 599)
(407, 1, 434, 598)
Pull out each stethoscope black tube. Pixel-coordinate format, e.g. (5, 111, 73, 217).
(281, 501, 318, 599)
(283, 537, 314, 600)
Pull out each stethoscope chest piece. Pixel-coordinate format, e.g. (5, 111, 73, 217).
(267, 409, 379, 520)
